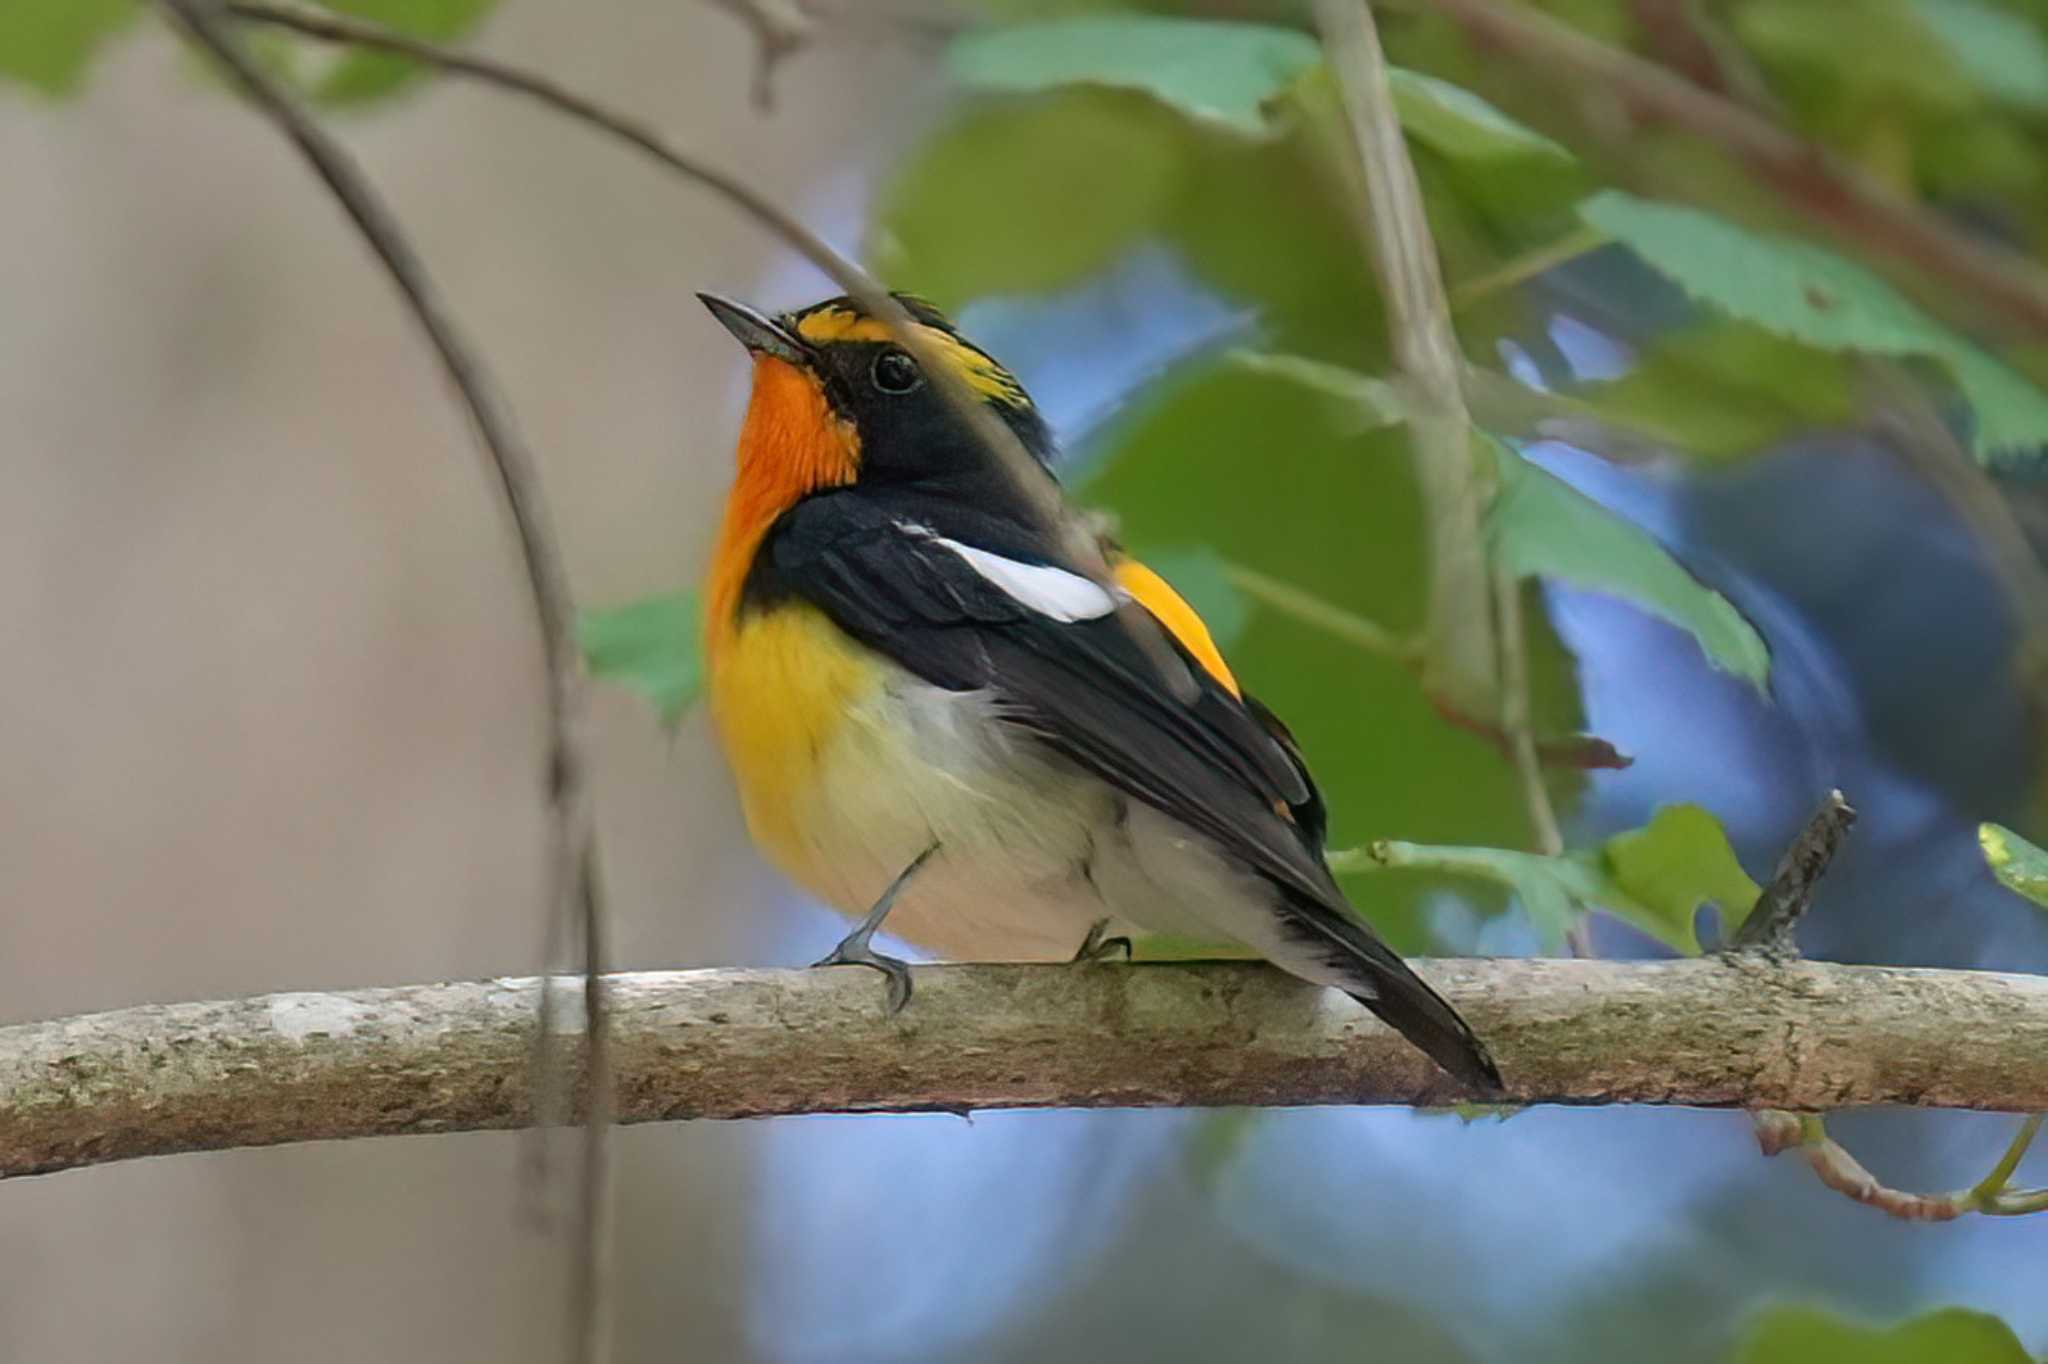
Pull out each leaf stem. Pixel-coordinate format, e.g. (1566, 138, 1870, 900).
(1222, 563, 1421, 664)
(1754, 1109, 2048, 1221)
(1450, 223, 1611, 311)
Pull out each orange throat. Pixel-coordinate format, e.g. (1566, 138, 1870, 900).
(705, 356, 860, 651)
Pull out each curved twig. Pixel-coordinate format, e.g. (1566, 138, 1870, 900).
(148, 3, 610, 1357)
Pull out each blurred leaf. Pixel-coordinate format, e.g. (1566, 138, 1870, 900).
(947, 14, 1317, 136)
(1582, 191, 2048, 461)
(1183, 1108, 1262, 1190)
(1162, 117, 1385, 356)
(871, 90, 1190, 309)
(1736, 1304, 2032, 1364)
(578, 590, 703, 727)
(1386, 68, 1571, 163)
(311, 0, 500, 105)
(1980, 821, 2048, 908)
(1223, 365, 1692, 755)
(1910, 0, 2048, 113)
(1605, 804, 1762, 943)
(1353, 839, 1602, 949)
(1131, 544, 1251, 650)
(1734, 0, 1973, 115)
(1082, 360, 1584, 952)
(1360, 803, 1757, 952)
(0, 0, 136, 95)
(1487, 439, 1772, 688)
(1570, 323, 1857, 458)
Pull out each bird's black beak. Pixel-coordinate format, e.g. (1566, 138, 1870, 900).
(698, 292, 808, 366)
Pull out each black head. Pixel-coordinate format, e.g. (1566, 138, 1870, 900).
(699, 291, 1055, 486)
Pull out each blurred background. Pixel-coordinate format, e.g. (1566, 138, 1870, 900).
(5, 1, 2048, 1360)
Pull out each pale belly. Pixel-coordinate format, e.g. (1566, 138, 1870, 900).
(710, 605, 1122, 960)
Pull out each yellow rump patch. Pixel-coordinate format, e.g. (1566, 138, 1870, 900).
(792, 306, 1032, 409)
(1113, 559, 1241, 698)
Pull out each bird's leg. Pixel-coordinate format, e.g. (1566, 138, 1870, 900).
(1070, 917, 1133, 964)
(812, 842, 939, 1014)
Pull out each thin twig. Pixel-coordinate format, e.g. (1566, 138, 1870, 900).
(1427, 0, 2048, 341)
(1449, 222, 1610, 311)
(702, 0, 812, 110)
(1727, 790, 1856, 956)
(1316, 0, 1500, 724)
(223, 0, 1146, 658)
(1222, 562, 1421, 664)
(152, 3, 610, 1359)
(1754, 1110, 2048, 1220)
(1492, 560, 1583, 952)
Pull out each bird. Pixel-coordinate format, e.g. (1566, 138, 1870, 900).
(697, 289, 1502, 1091)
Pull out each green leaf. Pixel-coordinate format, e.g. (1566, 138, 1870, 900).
(1980, 822, 2048, 909)
(1736, 1305, 2033, 1364)
(1604, 804, 1762, 943)
(1487, 438, 1772, 688)
(1581, 191, 2048, 461)
(1569, 323, 1857, 459)
(1358, 803, 1757, 953)
(311, 0, 501, 105)
(1910, 0, 2048, 112)
(946, 15, 1318, 136)
(0, 0, 136, 95)
(1386, 68, 1570, 163)
(870, 89, 1190, 309)
(1734, 0, 1974, 115)
(578, 591, 703, 727)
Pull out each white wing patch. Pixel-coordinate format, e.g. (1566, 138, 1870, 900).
(913, 528, 1120, 623)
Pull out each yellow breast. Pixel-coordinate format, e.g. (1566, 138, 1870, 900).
(706, 603, 881, 872)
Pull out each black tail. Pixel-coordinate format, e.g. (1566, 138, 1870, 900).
(1278, 890, 1503, 1092)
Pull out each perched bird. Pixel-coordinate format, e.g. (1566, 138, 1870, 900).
(698, 290, 1501, 1091)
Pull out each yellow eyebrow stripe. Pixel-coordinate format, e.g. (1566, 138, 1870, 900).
(792, 307, 1031, 408)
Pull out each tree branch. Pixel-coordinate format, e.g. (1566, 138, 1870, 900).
(1728, 789, 1856, 956)
(7, 958, 2048, 1180)
(150, 3, 611, 1355)
(1317, 0, 1501, 724)
(1425, 0, 2048, 341)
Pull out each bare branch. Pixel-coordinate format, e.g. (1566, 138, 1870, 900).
(1316, 0, 1500, 723)
(1426, 0, 2048, 341)
(8, 958, 2048, 1181)
(702, 0, 813, 110)
(149, 3, 610, 1356)
(1728, 790, 1857, 956)
(223, 1, 1137, 641)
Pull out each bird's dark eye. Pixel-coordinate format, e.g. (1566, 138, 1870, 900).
(871, 348, 921, 395)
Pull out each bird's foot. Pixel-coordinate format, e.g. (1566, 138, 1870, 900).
(812, 931, 915, 1015)
(1070, 917, 1134, 964)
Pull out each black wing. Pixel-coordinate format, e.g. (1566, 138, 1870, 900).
(756, 490, 1500, 1090)
(756, 490, 1331, 899)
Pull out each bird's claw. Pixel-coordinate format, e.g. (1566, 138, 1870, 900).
(1071, 917, 1134, 964)
(812, 936, 915, 1014)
